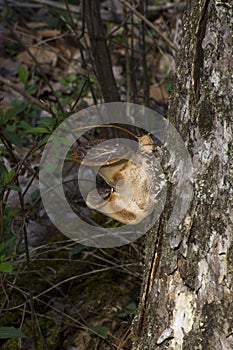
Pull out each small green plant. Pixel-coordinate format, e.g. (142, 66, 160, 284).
(0, 162, 21, 199)
(0, 255, 14, 273)
(118, 302, 137, 319)
(18, 65, 29, 85)
(88, 325, 108, 340)
(0, 326, 27, 339)
(0, 211, 17, 270)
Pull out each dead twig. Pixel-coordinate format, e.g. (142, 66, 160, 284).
(120, 0, 178, 52)
(0, 76, 51, 113)
(84, 0, 121, 102)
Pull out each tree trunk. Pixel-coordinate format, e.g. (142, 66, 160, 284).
(133, 1, 232, 349)
(84, 0, 120, 102)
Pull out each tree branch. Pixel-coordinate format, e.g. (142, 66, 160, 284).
(84, 0, 120, 102)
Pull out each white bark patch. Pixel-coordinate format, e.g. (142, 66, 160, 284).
(197, 258, 211, 300)
(156, 327, 173, 345)
(214, 119, 231, 165)
(170, 284, 196, 349)
(192, 119, 232, 178)
(197, 226, 232, 303)
(210, 68, 221, 90)
(180, 88, 190, 123)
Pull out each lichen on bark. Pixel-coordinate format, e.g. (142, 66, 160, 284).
(133, 1, 233, 349)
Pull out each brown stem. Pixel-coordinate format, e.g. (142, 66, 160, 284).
(0, 77, 51, 114)
(84, 0, 120, 102)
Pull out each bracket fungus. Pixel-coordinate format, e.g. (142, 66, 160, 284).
(72, 127, 164, 225)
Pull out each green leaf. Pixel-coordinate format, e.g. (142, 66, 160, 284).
(118, 303, 136, 318)
(0, 253, 6, 261)
(56, 111, 72, 124)
(0, 162, 8, 185)
(3, 5, 10, 16)
(38, 135, 50, 147)
(7, 185, 22, 192)
(23, 127, 49, 134)
(51, 104, 58, 115)
(0, 234, 17, 256)
(5, 207, 20, 218)
(89, 326, 108, 339)
(38, 117, 56, 132)
(3, 129, 23, 147)
(7, 169, 15, 183)
(25, 84, 37, 95)
(0, 261, 13, 273)
(60, 96, 73, 107)
(125, 303, 136, 312)
(71, 245, 86, 256)
(59, 77, 69, 87)
(67, 73, 78, 83)
(18, 65, 29, 84)
(90, 76, 98, 84)
(30, 189, 40, 201)
(165, 79, 173, 93)
(18, 120, 32, 130)
(0, 326, 27, 339)
(6, 101, 27, 118)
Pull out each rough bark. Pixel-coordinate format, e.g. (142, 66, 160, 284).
(133, 1, 232, 349)
(84, 0, 120, 102)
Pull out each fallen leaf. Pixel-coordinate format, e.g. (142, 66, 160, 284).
(26, 22, 47, 29)
(149, 82, 169, 103)
(17, 47, 58, 66)
(36, 29, 61, 39)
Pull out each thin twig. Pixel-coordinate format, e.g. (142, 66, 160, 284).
(84, 0, 120, 102)
(140, 1, 150, 106)
(21, 218, 38, 348)
(123, 2, 131, 102)
(0, 76, 51, 113)
(60, 5, 99, 105)
(120, 0, 178, 51)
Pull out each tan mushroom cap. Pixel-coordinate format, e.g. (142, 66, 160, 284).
(71, 139, 133, 167)
(71, 133, 159, 225)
